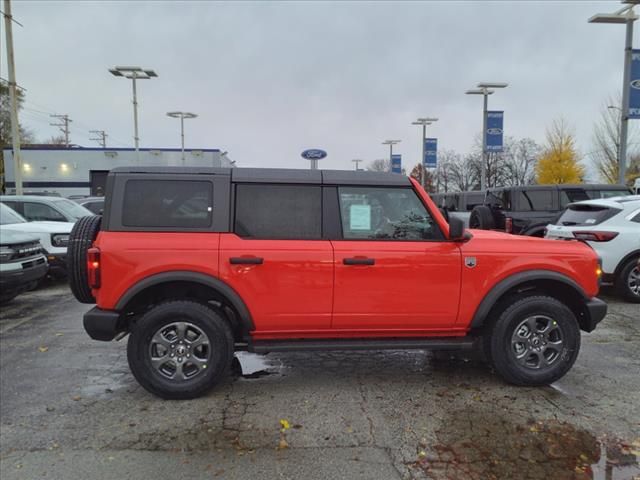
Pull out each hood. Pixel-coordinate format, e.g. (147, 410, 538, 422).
(0, 229, 40, 246)
(465, 228, 591, 255)
(1, 221, 74, 234)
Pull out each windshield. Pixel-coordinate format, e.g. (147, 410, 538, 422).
(0, 203, 27, 225)
(53, 199, 93, 220)
(556, 204, 620, 226)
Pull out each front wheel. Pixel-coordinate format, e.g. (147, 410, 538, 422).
(484, 296, 580, 386)
(127, 301, 234, 399)
(616, 257, 640, 303)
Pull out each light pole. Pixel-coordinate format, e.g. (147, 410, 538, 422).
(590, 2, 638, 185)
(109, 66, 158, 161)
(466, 82, 508, 190)
(382, 140, 401, 172)
(167, 112, 198, 164)
(352, 159, 363, 171)
(412, 117, 438, 189)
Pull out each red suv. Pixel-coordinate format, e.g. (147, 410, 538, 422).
(68, 167, 607, 399)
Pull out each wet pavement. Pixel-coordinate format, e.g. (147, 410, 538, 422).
(0, 279, 638, 479)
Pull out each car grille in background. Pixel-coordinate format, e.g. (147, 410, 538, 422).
(14, 242, 44, 260)
(21, 257, 46, 269)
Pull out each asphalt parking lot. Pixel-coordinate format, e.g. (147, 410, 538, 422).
(0, 280, 638, 480)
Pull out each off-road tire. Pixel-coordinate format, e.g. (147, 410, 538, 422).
(127, 301, 234, 400)
(483, 295, 581, 386)
(616, 257, 640, 303)
(469, 205, 495, 230)
(67, 215, 102, 304)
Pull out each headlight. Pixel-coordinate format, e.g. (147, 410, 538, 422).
(51, 234, 70, 248)
(0, 246, 16, 262)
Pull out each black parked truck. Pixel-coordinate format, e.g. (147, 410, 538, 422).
(468, 184, 632, 237)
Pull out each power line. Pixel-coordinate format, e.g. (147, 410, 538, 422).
(89, 130, 108, 148)
(49, 114, 72, 147)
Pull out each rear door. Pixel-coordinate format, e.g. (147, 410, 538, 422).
(219, 183, 334, 336)
(330, 185, 462, 332)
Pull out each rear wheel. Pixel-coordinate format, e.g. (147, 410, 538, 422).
(616, 257, 640, 303)
(127, 300, 234, 399)
(469, 205, 495, 230)
(67, 215, 101, 303)
(484, 295, 580, 386)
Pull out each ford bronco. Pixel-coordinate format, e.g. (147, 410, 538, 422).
(68, 167, 607, 399)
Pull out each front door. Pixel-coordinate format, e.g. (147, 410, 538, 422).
(219, 183, 333, 338)
(331, 186, 461, 333)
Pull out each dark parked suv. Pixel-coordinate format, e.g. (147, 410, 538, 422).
(469, 184, 632, 236)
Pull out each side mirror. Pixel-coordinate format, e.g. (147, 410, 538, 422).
(448, 216, 467, 241)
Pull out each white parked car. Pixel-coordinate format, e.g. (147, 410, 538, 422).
(0, 203, 74, 277)
(545, 195, 640, 303)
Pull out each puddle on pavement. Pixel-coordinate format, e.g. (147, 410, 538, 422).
(412, 410, 639, 480)
(232, 352, 281, 379)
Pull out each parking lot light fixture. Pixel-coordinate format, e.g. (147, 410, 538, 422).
(466, 82, 508, 190)
(382, 140, 401, 172)
(166, 112, 198, 164)
(412, 117, 438, 189)
(109, 66, 158, 161)
(590, 2, 638, 185)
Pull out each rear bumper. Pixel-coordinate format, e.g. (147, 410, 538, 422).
(83, 307, 122, 341)
(582, 297, 607, 332)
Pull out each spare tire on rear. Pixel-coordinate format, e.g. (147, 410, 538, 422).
(67, 215, 102, 304)
(469, 205, 495, 230)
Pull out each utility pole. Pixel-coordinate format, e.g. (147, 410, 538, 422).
(352, 159, 363, 170)
(382, 140, 401, 171)
(412, 117, 438, 189)
(89, 130, 108, 148)
(3, 0, 23, 194)
(50, 114, 72, 147)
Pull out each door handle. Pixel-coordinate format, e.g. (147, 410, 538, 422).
(229, 257, 264, 265)
(343, 257, 375, 266)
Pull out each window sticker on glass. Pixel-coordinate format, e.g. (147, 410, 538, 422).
(350, 204, 371, 230)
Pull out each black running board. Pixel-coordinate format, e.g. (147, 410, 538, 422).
(249, 337, 475, 354)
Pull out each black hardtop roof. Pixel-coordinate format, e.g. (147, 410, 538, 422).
(109, 166, 411, 186)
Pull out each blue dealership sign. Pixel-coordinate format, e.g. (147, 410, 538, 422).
(424, 138, 437, 167)
(485, 111, 504, 152)
(629, 50, 640, 119)
(301, 149, 327, 160)
(391, 154, 402, 174)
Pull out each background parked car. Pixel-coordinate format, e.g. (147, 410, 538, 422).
(74, 196, 104, 215)
(0, 203, 74, 277)
(0, 195, 93, 223)
(468, 184, 632, 237)
(431, 191, 484, 227)
(545, 195, 640, 303)
(0, 229, 48, 305)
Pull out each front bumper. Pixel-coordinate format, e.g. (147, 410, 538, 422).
(0, 258, 48, 291)
(83, 307, 123, 341)
(582, 297, 607, 332)
(46, 253, 67, 273)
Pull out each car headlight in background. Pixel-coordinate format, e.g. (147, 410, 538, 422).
(51, 234, 70, 248)
(0, 246, 16, 262)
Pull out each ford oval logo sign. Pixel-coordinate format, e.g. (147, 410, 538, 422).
(630, 79, 640, 90)
(301, 149, 327, 160)
(486, 128, 502, 135)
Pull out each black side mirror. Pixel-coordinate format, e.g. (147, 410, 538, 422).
(448, 216, 467, 241)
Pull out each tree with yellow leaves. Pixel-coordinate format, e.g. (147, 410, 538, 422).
(536, 119, 585, 184)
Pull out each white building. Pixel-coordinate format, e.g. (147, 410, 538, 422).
(2, 146, 234, 197)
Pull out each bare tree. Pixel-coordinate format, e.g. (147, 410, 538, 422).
(447, 153, 479, 192)
(502, 137, 540, 186)
(590, 96, 639, 183)
(367, 158, 390, 172)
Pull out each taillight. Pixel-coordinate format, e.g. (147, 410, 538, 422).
(87, 247, 101, 289)
(505, 217, 513, 234)
(573, 231, 619, 242)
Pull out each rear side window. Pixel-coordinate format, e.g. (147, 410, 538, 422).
(556, 205, 620, 226)
(338, 186, 442, 240)
(518, 190, 554, 211)
(234, 184, 321, 239)
(122, 180, 213, 228)
(23, 202, 67, 222)
(560, 189, 589, 208)
(631, 211, 640, 223)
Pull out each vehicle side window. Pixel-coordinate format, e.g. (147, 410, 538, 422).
(560, 189, 589, 207)
(631, 211, 640, 223)
(517, 190, 554, 211)
(234, 184, 322, 239)
(338, 186, 442, 241)
(85, 201, 103, 215)
(2, 201, 21, 216)
(22, 202, 66, 222)
(122, 180, 213, 228)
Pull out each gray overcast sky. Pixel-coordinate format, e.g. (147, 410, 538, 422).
(1, 0, 634, 171)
